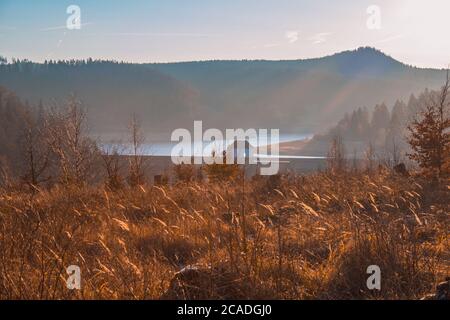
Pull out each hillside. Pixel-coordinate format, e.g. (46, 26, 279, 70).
(301, 87, 442, 159)
(0, 61, 202, 137)
(0, 47, 446, 138)
(0, 86, 29, 176)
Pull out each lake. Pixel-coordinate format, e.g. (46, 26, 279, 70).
(101, 133, 326, 159)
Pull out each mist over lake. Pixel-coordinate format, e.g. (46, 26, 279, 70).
(101, 133, 315, 157)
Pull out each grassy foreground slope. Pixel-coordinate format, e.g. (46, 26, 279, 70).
(0, 170, 448, 299)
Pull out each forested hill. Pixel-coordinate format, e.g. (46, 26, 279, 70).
(0, 86, 29, 175)
(0, 61, 202, 137)
(301, 88, 440, 158)
(0, 47, 446, 138)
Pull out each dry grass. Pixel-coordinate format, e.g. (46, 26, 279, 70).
(0, 170, 448, 299)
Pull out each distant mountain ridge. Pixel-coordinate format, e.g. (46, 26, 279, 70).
(0, 47, 446, 138)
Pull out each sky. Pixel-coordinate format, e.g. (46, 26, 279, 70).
(0, 0, 449, 68)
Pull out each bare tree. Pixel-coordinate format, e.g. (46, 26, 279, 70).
(101, 143, 124, 190)
(45, 95, 98, 186)
(127, 113, 146, 187)
(365, 141, 376, 173)
(0, 158, 12, 188)
(20, 109, 50, 187)
(327, 134, 346, 173)
(389, 136, 401, 167)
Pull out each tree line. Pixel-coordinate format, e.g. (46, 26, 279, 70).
(0, 71, 448, 189)
(325, 73, 449, 181)
(0, 87, 150, 189)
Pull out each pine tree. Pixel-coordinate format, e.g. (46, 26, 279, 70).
(407, 71, 450, 179)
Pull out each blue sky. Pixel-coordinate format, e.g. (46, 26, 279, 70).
(0, 0, 449, 68)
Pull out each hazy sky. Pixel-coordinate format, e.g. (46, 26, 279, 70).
(0, 0, 449, 68)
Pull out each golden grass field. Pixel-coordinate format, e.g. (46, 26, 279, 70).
(0, 169, 448, 300)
